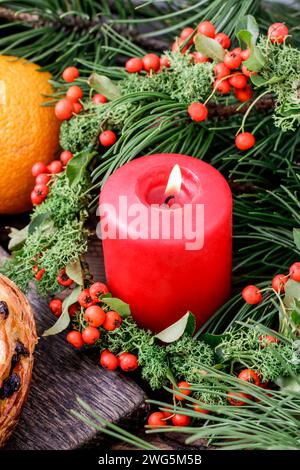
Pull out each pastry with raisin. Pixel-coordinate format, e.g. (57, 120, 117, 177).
(0, 274, 37, 446)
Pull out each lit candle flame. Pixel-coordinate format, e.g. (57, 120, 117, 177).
(164, 164, 182, 197)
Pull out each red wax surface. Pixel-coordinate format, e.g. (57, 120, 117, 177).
(100, 154, 232, 333)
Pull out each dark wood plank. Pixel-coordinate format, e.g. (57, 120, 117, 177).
(0, 245, 147, 450)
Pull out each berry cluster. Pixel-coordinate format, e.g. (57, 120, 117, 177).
(57, 66, 117, 147)
(147, 364, 269, 427)
(242, 261, 300, 305)
(30, 149, 74, 205)
(49, 280, 138, 374)
(124, 20, 288, 152)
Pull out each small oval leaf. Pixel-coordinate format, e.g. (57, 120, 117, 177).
(103, 297, 131, 318)
(43, 286, 81, 336)
(66, 259, 83, 286)
(88, 73, 121, 100)
(194, 34, 225, 62)
(154, 311, 196, 343)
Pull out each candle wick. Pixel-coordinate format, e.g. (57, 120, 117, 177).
(164, 195, 175, 205)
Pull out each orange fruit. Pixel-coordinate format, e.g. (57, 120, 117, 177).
(0, 55, 60, 214)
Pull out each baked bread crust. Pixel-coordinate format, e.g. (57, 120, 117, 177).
(0, 274, 37, 447)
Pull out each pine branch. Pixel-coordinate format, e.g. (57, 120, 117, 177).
(209, 94, 274, 119)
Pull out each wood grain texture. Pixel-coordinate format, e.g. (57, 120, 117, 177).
(0, 243, 148, 450)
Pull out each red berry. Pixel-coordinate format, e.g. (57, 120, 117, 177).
(193, 404, 210, 415)
(57, 268, 73, 287)
(35, 268, 45, 281)
(32, 162, 48, 177)
(224, 51, 242, 69)
(238, 369, 260, 386)
(100, 350, 119, 371)
(290, 262, 300, 282)
(55, 98, 74, 120)
(33, 183, 49, 199)
(268, 23, 288, 44)
(68, 303, 80, 317)
(67, 330, 84, 349)
(31, 191, 43, 205)
(35, 173, 51, 185)
(66, 85, 83, 102)
(214, 78, 230, 94)
(260, 335, 280, 345)
(228, 72, 248, 89)
(148, 412, 166, 427)
(197, 21, 215, 38)
(232, 47, 242, 54)
(160, 56, 171, 68)
(272, 274, 288, 293)
(227, 392, 250, 406)
(99, 130, 117, 147)
(119, 352, 138, 372)
(235, 132, 255, 150)
(142, 53, 160, 72)
(174, 381, 191, 401)
(82, 326, 100, 345)
(125, 57, 143, 73)
(47, 160, 63, 174)
(62, 66, 79, 83)
(180, 27, 194, 45)
(215, 32, 231, 49)
(234, 85, 253, 102)
(78, 289, 94, 309)
(242, 285, 262, 304)
(188, 102, 208, 122)
(171, 38, 188, 54)
(241, 48, 251, 61)
(191, 52, 209, 63)
(89, 282, 109, 302)
(103, 311, 122, 331)
(73, 102, 83, 114)
(84, 305, 106, 327)
(92, 94, 107, 105)
(171, 414, 191, 426)
(213, 62, 230, 79)
(49, 298, 63, 317)
(60, 150, 73, 166)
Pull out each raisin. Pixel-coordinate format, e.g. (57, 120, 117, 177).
(0, 301, 9, 319)
(15, 341, 29, 357)
(0, 373, 21, 399)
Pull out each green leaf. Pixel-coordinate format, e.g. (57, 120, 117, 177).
(43, 286, 81, 337)
(154, 311, 196, 343)
(66, 150, 95, 188)
(66, 258, 83, 286)
(284, 279, 300, 309)
(28, 213, 54, 235)
(194, 33, 225, 62)
(103, 297, 131, 318)
(276, 375, 300, 393)
(250, 74, 267, 87)
(236, 15, 259, 44)
(251, 74, 282, 87)
(8, 225, 29, 251)
(291, 299, 300, 327)
(201, 332, 226, 347)
(88, 73, 122, 100)
(293, 228, 300, 251)
(243, 45, 265, 72)
(237, 30, 253, 49)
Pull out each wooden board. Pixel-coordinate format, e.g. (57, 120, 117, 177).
(0, 243, 148, 450)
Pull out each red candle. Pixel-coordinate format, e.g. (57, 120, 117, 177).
(100, 154, 232, 332)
